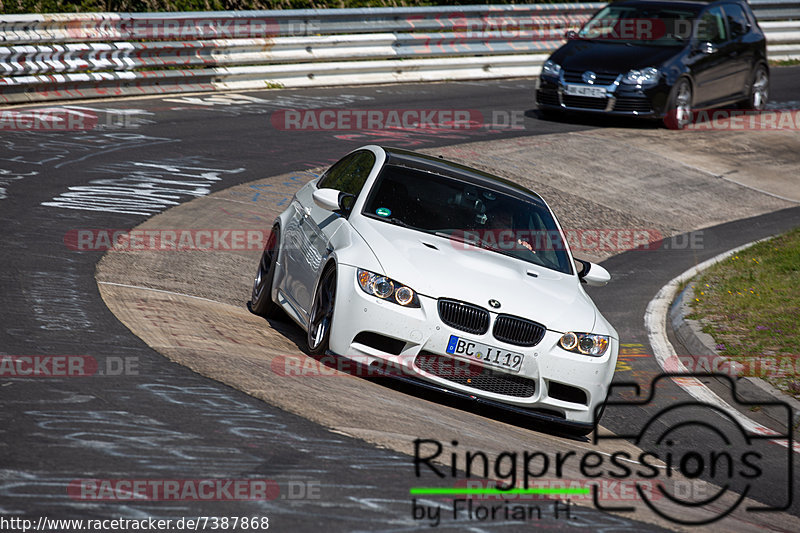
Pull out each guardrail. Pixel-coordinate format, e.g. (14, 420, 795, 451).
(1, 2, 798, 105)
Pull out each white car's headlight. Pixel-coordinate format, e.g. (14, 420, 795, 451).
(357, 269, 420, 308)
(558, 332, 610, 356)
(541, 59, 562, 78)
(622, 67, 659, 86)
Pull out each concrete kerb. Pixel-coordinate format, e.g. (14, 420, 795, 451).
(667, 241, 800, 429)
(669, 276, 800, 427)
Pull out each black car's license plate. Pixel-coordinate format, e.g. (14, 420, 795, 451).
(446, 335, 524, 372)
(565, 84, 607, 98)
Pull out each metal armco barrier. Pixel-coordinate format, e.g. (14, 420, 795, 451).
(0, 2, 798, 104)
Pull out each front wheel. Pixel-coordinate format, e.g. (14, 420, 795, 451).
(740, 64, 769, 110)
(249, 225, 281, 318)
(664, 78, 693, 130)
(307, 266, 337, 355)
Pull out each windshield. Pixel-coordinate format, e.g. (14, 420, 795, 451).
(578, 5, 698, 46)
(362, 165, 573, 275)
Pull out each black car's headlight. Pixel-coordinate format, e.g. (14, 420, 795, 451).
(621, 67, 659, 86)
(541, 59, 562, 78)
(558, 332, 610, 356)
(357, 269, 420, 307)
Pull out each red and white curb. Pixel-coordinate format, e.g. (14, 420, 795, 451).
(644, 238, 800, 454)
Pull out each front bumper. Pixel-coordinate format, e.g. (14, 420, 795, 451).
(329, 264, 618, 425)
(535, 73, 671, 118)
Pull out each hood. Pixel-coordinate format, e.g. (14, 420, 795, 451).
(552, 40, 683, 74)
(349, 217, 598, 334)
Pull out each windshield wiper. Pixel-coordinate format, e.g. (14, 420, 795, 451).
(383, 216, 426, 231)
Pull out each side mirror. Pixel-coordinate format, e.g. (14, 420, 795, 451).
(312, 188, 341, 211)
(574, 258, 611, 287)
(565, 30, 577, 40)
(698, 41, 717, 54)
(312, 188, 356, 214)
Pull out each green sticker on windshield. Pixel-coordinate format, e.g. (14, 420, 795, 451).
(376, 207, 391, 217)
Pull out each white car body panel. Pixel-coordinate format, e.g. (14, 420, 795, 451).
(349, 216, 598, 334)
(260, 145, 619, 429)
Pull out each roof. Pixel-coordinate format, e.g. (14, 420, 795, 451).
(381, 147, 545, 205)
(610, 0, 734, 6)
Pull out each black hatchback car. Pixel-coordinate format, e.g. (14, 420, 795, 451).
(535, 0, 769, 128)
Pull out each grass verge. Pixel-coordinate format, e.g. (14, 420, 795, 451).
(769, 59, 800, 67)
(689, 227, 800, 398)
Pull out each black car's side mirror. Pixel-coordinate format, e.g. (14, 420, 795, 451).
(565, 30, 577, 40)
(697, 41, 718, 54)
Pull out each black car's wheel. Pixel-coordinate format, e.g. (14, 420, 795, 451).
(740, 64, 769, 110)
(307, 265, 337, 355)
(249, 225, 281, 318)
(665, 78, 693, 130)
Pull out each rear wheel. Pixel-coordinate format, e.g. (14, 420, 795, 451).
(249, 225, 281, 318)
(307, 266, 337, 355)
(740, 64, 769, 110)
(664, 78, 693, 129)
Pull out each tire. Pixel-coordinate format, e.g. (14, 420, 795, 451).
(739, 64, 769, 111)
(249, 225, 281, 318)
(664, 78, 693, 130)
(307, 265, 337, 355)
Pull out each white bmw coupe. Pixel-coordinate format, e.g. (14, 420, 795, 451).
(250, 145, 618, 435)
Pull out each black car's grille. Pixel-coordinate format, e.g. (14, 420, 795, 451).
(613, 97, 653, 113)
(438, 299, 489, 335)
(415, 352, 536, 398)
(536, 90, 560, 107)
(493, 315, 546, 347)
(563, 70, 619, 85)
(563, 95, 608, 110)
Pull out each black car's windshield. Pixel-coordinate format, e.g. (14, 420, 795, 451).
(362, 165, 573, 275)
(578, 5, 698, 46)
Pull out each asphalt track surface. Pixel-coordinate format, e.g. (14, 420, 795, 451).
(1, 70, 799, 531)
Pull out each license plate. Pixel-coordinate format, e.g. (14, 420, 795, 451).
(446, 335, 524, 372)
(565, 84, 607, 98)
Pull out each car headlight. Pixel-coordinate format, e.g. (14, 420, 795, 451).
(357, 269, 420, 307)
(541, 59, 562, 78)
(558, 332, 610, 356)
(622, 67, 659, 86)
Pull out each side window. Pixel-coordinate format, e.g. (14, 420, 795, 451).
(317, 153, 358, 190)
(723, 4, 749, 39)
(317, 150, 376, 197)
(697, 6, 728, 44)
